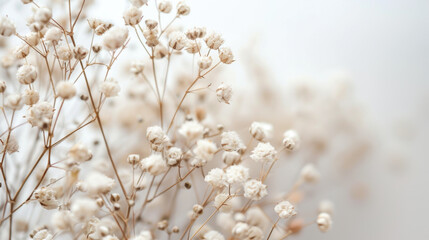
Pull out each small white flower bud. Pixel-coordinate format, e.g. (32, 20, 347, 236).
(68, 143, 92, 162)
(102, 26, 129, 51)
(193, 204, 203, 214)
(221, 131, 245, 152)
(218, 47, 234, 64)
(197, 56, 212, 70)
(192, 139, 217, 167)
(22, 89, 39, 105)
(283, 130, 300, 151)
(127, 154, 140, 165)
(244, 179, 268, 201)
(56, 81, 76, 99)
(25, 32, 40, 46)
(157, 219, 168, 230)
(34, 7, 52, 24)
(274, 201, 297, 219)
(0, 16, 16, 37)
(168, 31, 187, 50)
(232, 222, 249, 238)
(222, 151, 241, 165)
(186, 27, 206, 40)
(166, 147, 182, 165)
(44, 28, 62, 43)
(300, 163, 320, 183)
(14, 44, 30, 59)
(73, 45, 88, 60)
(145, 19, 158, 30)
(140, 154, 167, 176)
(177, 1, 190, 16)
(5, 93, 23, 110)
(110, 193, 120, 203)
(26, 101, 54, 130)
(154, 44, 168, 59)
(158, 1, 173, 13)
(124, 7, 142, 26)
(57, 44, 73, 61)
(100, 79, 120, 97)
(205, 32, 224, 50)
(34, 187, 58, 210)
(17, 64, 38, 84)
(249, 122, 273, 142)
(204, 230, 225, 240)
(185, 41, 201, 54)
(216, 83, 232, 104)
(130, 0, 148, 7)
(317, 213, 332, 232)
(88, 18, 103, 30)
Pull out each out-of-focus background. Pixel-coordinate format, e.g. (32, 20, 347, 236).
(182, 1, 429, 239)
(2, 0, 428, 239)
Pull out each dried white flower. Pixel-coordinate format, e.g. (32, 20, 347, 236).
(17, 64, 38, 85)
(0, 16, 16, 37)
(250, 142, 277, 163)
(317, 212, 332, 232)
(274, 201, 297, 219)
(282, 130, 300, 151)
(57, 43, 73, 61)
(221, 131, 245, 152)
(178, 120, 204, 142)
(232, 222, 250, 238)
(127, 154, 140, 165)
(192, 139, 217, 167)
(131, 231, 153, 240)
(73, 45, 88, 60)
(158, 1, 173, 13)
(244, 179, 267, 200)
(44, 28, 62, 43)
(249, 122, 272, 142)
(218, 47, 234, 64)
(146, 126, 168, 145)
(186, 27, 206, 40)
(85, 172, 115, 195)
(216, 83, 232, 104)
(5, 93, 23, 110)
(141, 154, 167, 176)
(14, 44, 30, 59)
(300, 163, 320, 183)
(124, 7, 142, 26)
(154, 44, 168, 58)
(177, 1, 190, 16)
(246, 226, 264, 240)
(185, 41, 201, 54)
(166, 147, 182, 165)
(71, 198, 98, 221)
(225, 165, 249, 184)
(197, 56, 212, 70)
(31, 229, 53, 240)
(68, 143, 92, 162)
(52, 210, 74, 230)
(22, 89, 39, 105)
(205, 168, 227, 188)
(25, 32, 40, 46)
(100, 79, 121, 97)
(222, 151, 241, 165)
(34, 7, 52, 24)
(130, 0, 148, 8)
(214, 193, 232, 212)
(26, 101, 54, 130)
(34, 187, 58, 210)
(169, 31, 187, 50)
(57, 81, 76, 99)
(1, 135, 19, 154)
(102, 26, 129, 51)
(205, 32, 224, 50)
(204, 230, 225, 240)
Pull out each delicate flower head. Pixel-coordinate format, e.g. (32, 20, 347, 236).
(168, 31, 187, 50)
(218, 47, 234, 64)
(250, 142, 277, 163)
(34, 187, 58, 210)
(0, 16, 16, 37)
(192, 139, 217, 167)
(205, 168, 227, 188)
(68, 143, 93, 162)
(84, 172, 115, 195)
(216, 83, 232, 104)
(177, 1, 190, 16)
(17, 64, 38, 85)
(244, 179, 268, 201)
(26, 101, 54, 130)
(274, 201, 297, 219)
(205, 32, 224, 50)
(141, 154, 167, 176)
(124, 7, 142, 26)
(225, 165, 249, 184)
(283, 130, 300, 151)
(158, 1, 173, 13)
(221, 131, 245, 152)
(317, 213, 332, 232)
(166, 147, 182, 165)
(102, 26, 129, 51)
(178, 120, 204, 142)
(249, 122, 273, 142)
(100, 79, 121, 97)
(204, 230, 225, 240)
(214, 193, 232, 213)
(57, 81, 76, 99)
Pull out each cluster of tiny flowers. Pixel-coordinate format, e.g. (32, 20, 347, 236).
(0, 0, 336, 239)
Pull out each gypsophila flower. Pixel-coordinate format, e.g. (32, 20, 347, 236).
(274, 201, 297, 219)
(52, 210, 74, 230)
(26, 101, 54, 130)
(178, 120, 204, 142)
(250, 142, 277, 163)
(141, 154, 167, 176)
(31, 229, 53, 240)
(71, 198, 98, 221)
(221, 131, 246, 152)
(283, 129, 300, 151)
(73, 45, 88, 60)
(100, 79, 121, 97)
(124, 7, 143, 26)
(214, 193, 232, 212)
(198, 56, 212, 70)
(222, 151, 241, 165)
(169, 31, 187, 50)
(146, 125, 168, 145)
(17, 64, 37, 85)
(14, 44, 30, 59)
(22, 89, 39, 105)
(225, 165, 249, 184)
(249, 122, 273, 142)
(192, 139, 217, 167)
(25, 32, 40, 46)
(44, 28, 62, 43)
(205, 32, 224, 50)
(205, 168, 227, 188)
(85, 172, 115, 195)
(130, 0, 148, 8)
(0, 135, 19, 154)
(204, 230, 225, 240)
(154, 44, 168, 58)
(246, 226, 264, 240)
(5, 93, 23, 110)
(103, 235, 119, 240)
(68, 143, 92, 162)
(216, 83, 232, 104)
(317, 213, 332, 232)
(244, 179, 268, 201)
(185, 41, 201, 54)
(218, 47, 234, 64)
(177, 1, 190, 16)
(34, 7, 52, 24)
(127, 154, 140, 165)
(57, 43, 73, 61)
(0, 16, 16, 37)
(166, 147, 182, 165)
(232, 222, 250, 238)
(186, 27, 206, 40)
(57, 81, 76, 99)
(300, 163, 320, 183)
(158, 1, 173, 13)
(131, 231, 153, 240)
(103, 26, 129, 51)
(34, 187, 58, 210)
